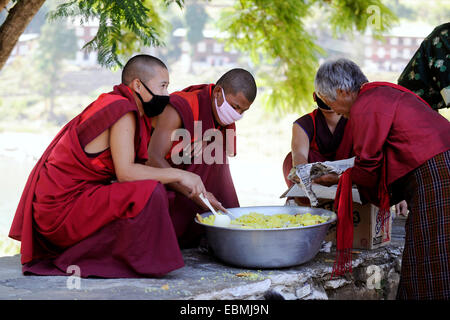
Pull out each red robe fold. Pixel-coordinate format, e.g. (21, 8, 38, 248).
(166, 84, 240, 247)
(9, 84, 183, 276)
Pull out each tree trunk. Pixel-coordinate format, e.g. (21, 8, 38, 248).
(0, 0, 46, 71)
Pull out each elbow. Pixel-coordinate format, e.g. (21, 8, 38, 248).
(116, 176, 131, 183)
(116, 174, 132, 183)
(115, 166, 135, 183)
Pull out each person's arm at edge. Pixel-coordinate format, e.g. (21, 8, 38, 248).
(291, 123, 310, 166)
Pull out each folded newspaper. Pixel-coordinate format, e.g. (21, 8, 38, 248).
(286, 157, 356, 207)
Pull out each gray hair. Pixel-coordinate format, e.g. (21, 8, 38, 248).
(314, 58, 368, 101)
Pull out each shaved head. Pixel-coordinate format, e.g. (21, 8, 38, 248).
(121, 54, 168, 85)
(216, 68, 257, 103)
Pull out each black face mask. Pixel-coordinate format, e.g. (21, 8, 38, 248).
(136, 80, 169, 117)
(316, 95, 331, 110)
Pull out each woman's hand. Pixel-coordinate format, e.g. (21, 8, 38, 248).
(312, 173, 340, 186)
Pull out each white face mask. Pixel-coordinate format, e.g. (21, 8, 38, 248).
(215, 88, 243, 125)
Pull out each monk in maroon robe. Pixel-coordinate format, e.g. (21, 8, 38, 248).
(148, 69, 257, 248)
(282, 92, 353, 191)
(313, 58, 450, 299)
(9, 55, 207, 278)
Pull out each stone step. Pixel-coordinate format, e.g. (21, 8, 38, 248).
(0, 217, 406, 300)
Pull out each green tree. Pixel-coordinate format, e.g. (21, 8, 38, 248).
(0, 0, 398, 114)
(184, 1, 209, 72)
(218, 0, 398, 114)
(46, 0, 181, 68)
(185, 1, 209, 47)
(0, 0, 183, 70)
(33, 18, 77, 121)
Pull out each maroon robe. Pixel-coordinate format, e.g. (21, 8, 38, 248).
(333, 82, 450, 280)
(283, 108, 354, 188)
(9, 84, 184, 278)
(349, 82, 450, 204)
(166, 84, 240, 248)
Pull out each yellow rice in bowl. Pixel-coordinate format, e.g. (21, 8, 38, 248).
(200, 212, 329, 229)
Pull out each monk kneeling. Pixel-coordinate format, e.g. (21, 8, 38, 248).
(9, 55, 206, 278)
(148, 69, 257, 248)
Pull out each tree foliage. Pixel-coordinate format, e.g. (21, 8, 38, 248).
(219, 0, 397, 114)
(47, 0, 183, 68)
(185, 1, 209, 46)
(1, 0, 399, 114)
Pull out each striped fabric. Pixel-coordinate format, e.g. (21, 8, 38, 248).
(397, 150, 450, 300)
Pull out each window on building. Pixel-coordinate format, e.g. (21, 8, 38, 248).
(197, 42, 206, 53)
(377, 47, 386, 58)
(402, 48, 411, 59)
(213, 43, 222, 54)
(181, 41, 190, 52)
(390, 37, 399, 45)
(390, 48, 398, 59)
(403, 38, 412, 46)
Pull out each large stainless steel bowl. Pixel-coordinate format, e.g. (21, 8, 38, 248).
(195, 205, 336, 269)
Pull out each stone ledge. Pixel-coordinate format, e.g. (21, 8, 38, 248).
(0, 219, 406, 300)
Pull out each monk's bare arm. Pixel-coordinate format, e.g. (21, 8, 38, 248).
(147, 105, 226, 211)
(110, 112, 206, 196)
(147, 105, 192, 197)
(291, 123, 340, 186)
(291, 124, 310, 166)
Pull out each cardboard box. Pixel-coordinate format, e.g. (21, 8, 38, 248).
(320, 200, 392, 250)
(281, 184, 392, 250)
